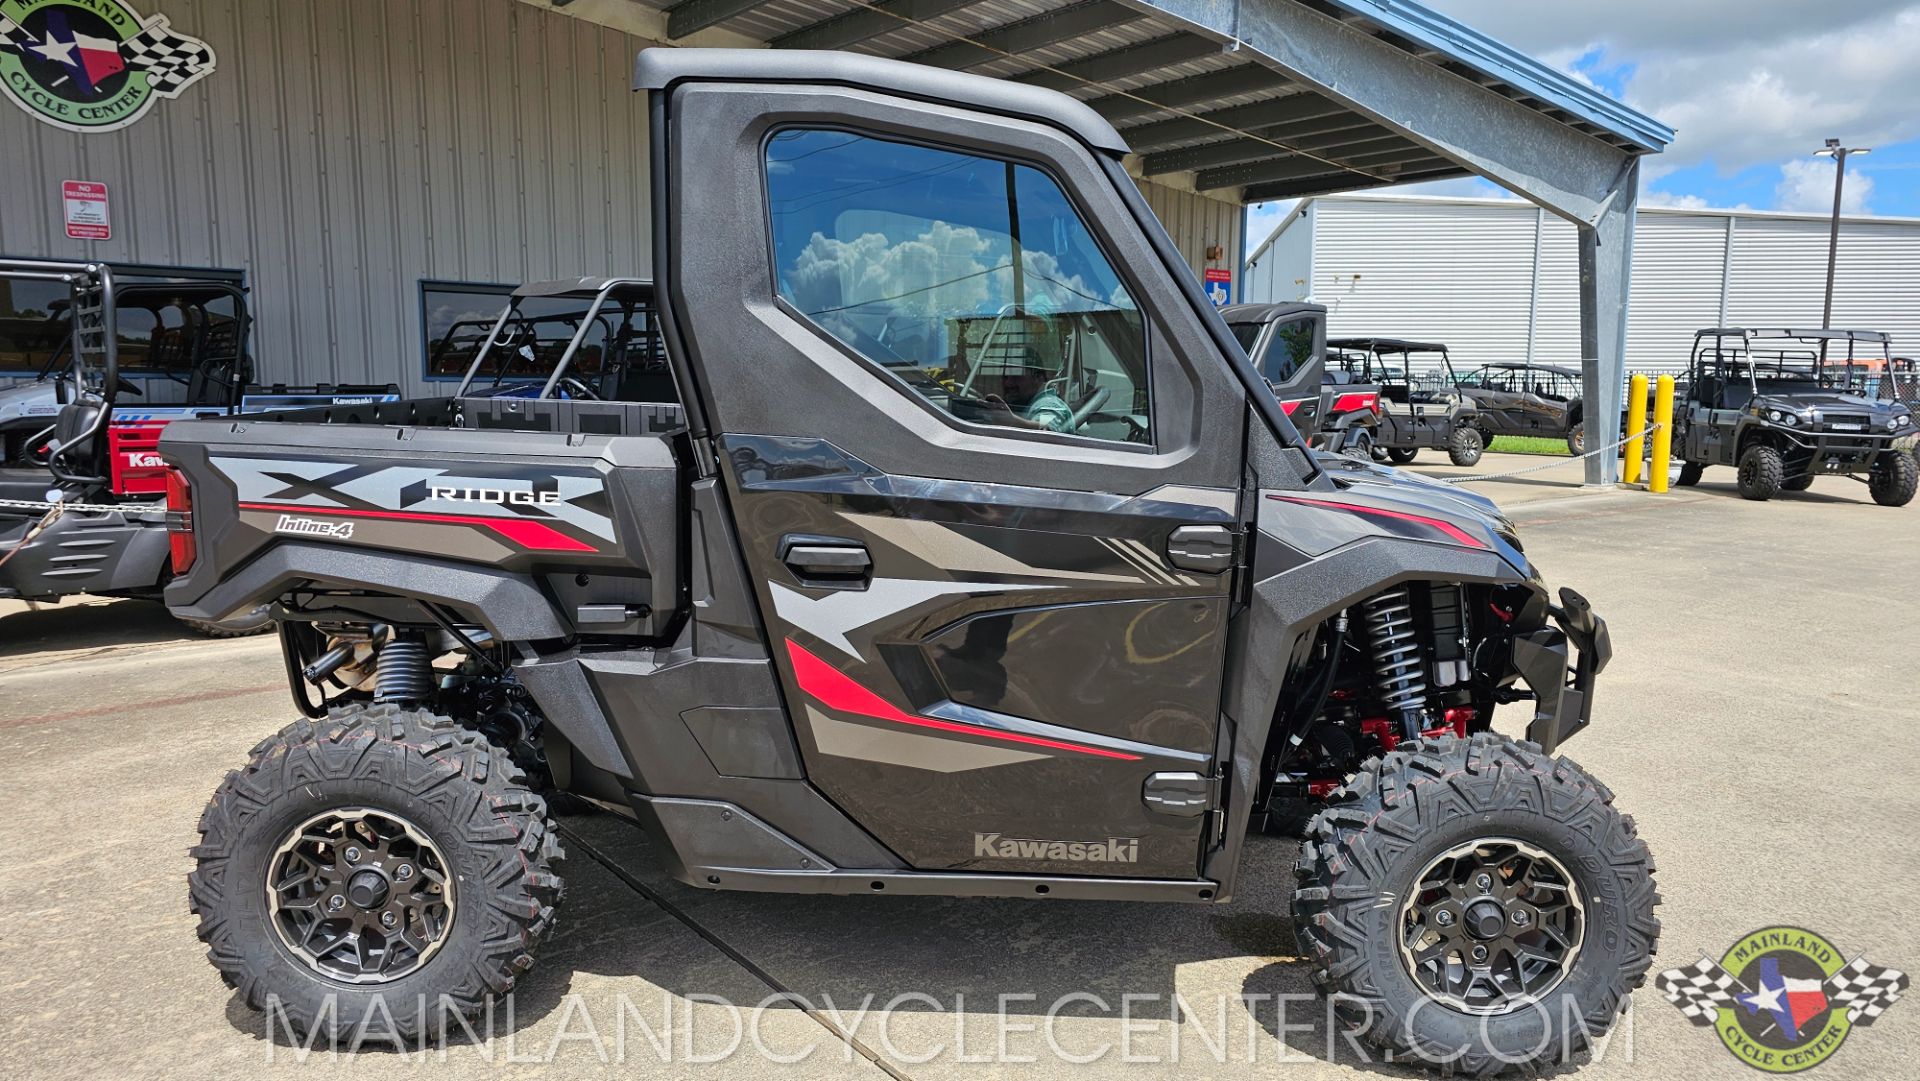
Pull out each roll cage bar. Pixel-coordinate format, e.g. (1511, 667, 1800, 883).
(451, 278, 656, 399)
(0, 258, 117, 485)
(1689, 328, 1893, 396)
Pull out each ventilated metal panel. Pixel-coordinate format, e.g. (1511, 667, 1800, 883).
(1622, 213, 1730, 373)
(1135, 177, 1243, 299)
(1729, 217, 1920, 355)
(1309, 198, 1538, 366)
(0, 0, 655, 395)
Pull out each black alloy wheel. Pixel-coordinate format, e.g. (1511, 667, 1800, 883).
(1398, 838, 1584, 1014)
(267, 808, 455, 984)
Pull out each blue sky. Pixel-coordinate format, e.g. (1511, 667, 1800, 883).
(1248, 1, 1919, 244)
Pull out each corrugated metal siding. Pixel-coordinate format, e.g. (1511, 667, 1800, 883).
(0, 0, 655, 395)
(1310, 199, 1538, 365)
(1621, 213, 1728, 370)
(1134, 177, 1242, 300)
(1297, 196, 1920, 376)
(1727, 217, 1920, 351)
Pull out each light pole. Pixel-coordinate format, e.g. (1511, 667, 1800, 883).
(1814, 138, 1870, 330)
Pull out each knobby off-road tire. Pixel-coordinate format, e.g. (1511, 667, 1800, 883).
(188, 705, 565, 1043)
(1675, 461, 1704, 487)
(1565, 422, 1586, 457)
(1448, 426, 1484, 467)
(1737, 444, 1785, 501)
(1292, 734, 1659, 1076)
(1385, 447, 1420, 465)
(175, 604, 275, 638)
(1869, 450, 1917, 507)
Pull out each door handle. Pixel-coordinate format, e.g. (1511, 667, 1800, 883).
(1166, 525, 1236, 573)
(779, 535, 871, 589)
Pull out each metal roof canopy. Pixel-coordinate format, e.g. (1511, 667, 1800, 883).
(650, 0, 1673, 483)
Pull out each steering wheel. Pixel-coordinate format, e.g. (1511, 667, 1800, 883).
(558, 376, 601, 401)
(1065, 385, 1111, 433)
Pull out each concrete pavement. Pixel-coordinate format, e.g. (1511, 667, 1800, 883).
(2, 463, 1916, 1079)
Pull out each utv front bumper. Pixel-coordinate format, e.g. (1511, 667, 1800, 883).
(1510, 587, 1611, 756)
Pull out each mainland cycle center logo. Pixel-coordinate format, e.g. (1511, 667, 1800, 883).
(1656, 925, 1908, 1072)
(0, 0, 214, 133)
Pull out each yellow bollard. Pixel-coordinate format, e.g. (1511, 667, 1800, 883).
(1623, 373, 1648, 486)
(1650, 374, 1675, 494)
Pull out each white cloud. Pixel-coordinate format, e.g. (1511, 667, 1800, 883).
(1424, 2, 1920, 180)
(1773, 159, 1874, 213)
(1641, 191, 1709, 209)
(1245, 200, 1297, 248)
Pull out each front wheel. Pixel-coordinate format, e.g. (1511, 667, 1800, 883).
(1737, 444, 1784, 500)
(1448, 426, 1485, 467)
(1293, 734, 1659, 1075)
(1869, 450, 1917, 507)
(188, 706, 565, 1042)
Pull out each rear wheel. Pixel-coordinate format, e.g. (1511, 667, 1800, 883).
(1344, 430, 1376, 462)
(1384, 447, 1419, 465)
(188, 705, 565, 1042)
(1736, 445, 1784, 501)
(1293, 734, 1659, 1075)
(1676, 461, 1704, 487)
(1869, 450, 1917, 507)
(1448, 426, 1484, 467)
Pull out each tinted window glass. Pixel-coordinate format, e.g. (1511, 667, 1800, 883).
(765, 129, 1149, 444)
(1262, 317, 1317, 383)
(1229, 322, 1262, 354)
(0, 279, 67, 374)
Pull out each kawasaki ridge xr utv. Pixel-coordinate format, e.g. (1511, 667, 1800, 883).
(169, 50, 1655, 1073)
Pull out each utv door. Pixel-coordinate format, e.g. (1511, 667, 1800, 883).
(1256, 312, 1326, 435)
(658, 79, 1249, 879)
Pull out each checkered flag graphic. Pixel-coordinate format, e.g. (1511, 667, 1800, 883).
(1824, 958, 1909, 1026)
(0, 15, 32, 52)
(1656, 958, 1743, 1026)
(121, 16, 214, 97)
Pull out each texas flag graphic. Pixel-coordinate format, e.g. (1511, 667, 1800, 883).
(1738, 957, 1831, 1042)
(29, 9, 126, 96)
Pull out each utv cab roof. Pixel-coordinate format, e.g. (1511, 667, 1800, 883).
(1695, 327, 1890, 343)
(1472, 360, 1581, 375)
(632, 48, 1130, 157)
(1327, 337, 1450, 354)
(1220, 302, 1327, 323)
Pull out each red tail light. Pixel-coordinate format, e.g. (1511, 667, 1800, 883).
(165, 467, 196, 573)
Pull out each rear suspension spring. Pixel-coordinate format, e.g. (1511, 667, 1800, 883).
(373, 635, 434, 705)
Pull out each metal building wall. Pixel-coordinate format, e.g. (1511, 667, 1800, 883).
(1275, 195, 1920, 374)
(0, 0, 657, 396)
(1134, 177, 1243, 302)
(1306, 197, 1538, 363)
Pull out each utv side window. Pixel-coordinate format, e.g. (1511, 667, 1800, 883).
(765, 129, 1150, 444)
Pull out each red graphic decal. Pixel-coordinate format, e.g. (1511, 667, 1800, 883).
(784, 639, 1142, 761)
(238, 502, 598, 553)
(1265, 494, 1487, 549)
(1330, 392, 1379, 414)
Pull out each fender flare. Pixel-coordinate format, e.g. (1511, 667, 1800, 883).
(165, 542, 571, 640)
